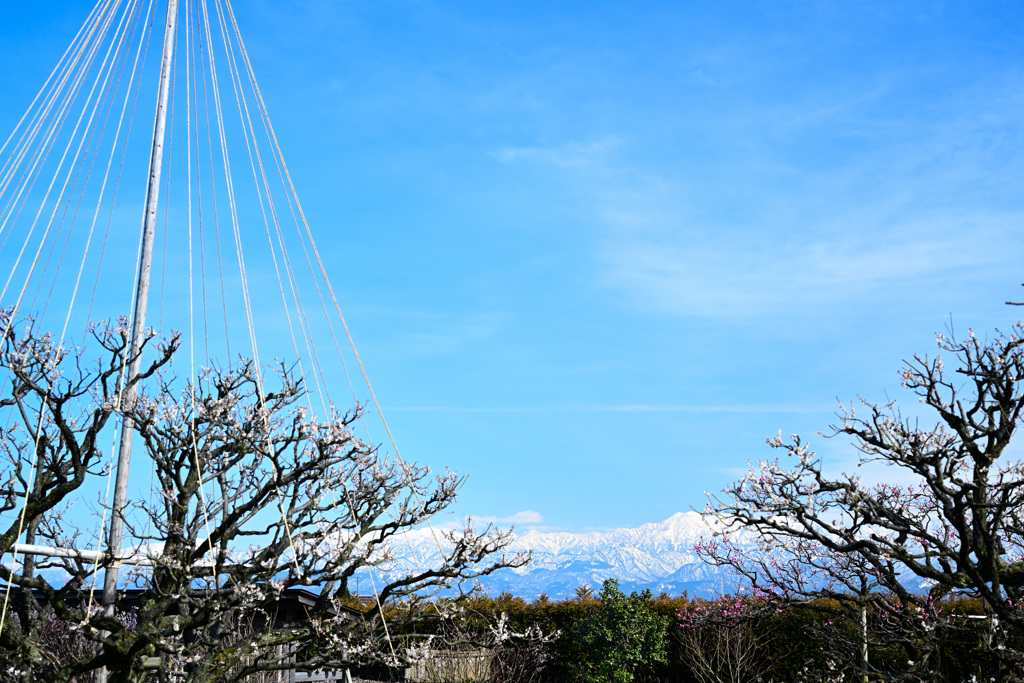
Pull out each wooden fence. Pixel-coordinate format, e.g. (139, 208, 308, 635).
(404, 648, 493, 683)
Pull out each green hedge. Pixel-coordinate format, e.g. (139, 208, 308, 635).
(361, 590, 1017, 683)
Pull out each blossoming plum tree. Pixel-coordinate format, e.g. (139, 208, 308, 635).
(676, 592, 777, 683)
(700, 324, 1024, 679)
(0, 312, 528, 682)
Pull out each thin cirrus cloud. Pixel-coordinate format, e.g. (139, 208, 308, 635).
(489, 136, 1012, 322)
(599, 227, 1003, 320)
(487, 68, 1024, 325)
(494, 138, 621, 169)
(386, 403, 824, 414)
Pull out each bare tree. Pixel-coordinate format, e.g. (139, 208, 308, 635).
(0, 312, 527, 682)
(699, 324, 1024, 680)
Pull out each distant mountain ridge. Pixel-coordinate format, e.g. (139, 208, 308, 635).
(382, 512, 741, 599)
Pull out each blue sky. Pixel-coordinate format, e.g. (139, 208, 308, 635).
(1, 0, 1024, 533)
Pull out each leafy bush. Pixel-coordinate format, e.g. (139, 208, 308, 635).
(567, 579, 669, 683)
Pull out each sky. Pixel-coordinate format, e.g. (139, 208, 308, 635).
(0, 0, 1023, 534)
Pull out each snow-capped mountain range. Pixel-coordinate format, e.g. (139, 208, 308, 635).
(379, 512, 741, 599)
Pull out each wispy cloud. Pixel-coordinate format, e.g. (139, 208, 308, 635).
(488, 64, 1024, 325)
(494, 138, 621, 169)
(476, 510, 544, 525)
(386, 403, 825, 413)
(599, 219, 1012, 319)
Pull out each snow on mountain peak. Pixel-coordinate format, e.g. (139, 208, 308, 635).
(381, 512, 737, 599)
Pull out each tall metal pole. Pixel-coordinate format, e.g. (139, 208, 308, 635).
(98, 1, 179, 679)
(861, 603, 869, 683)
